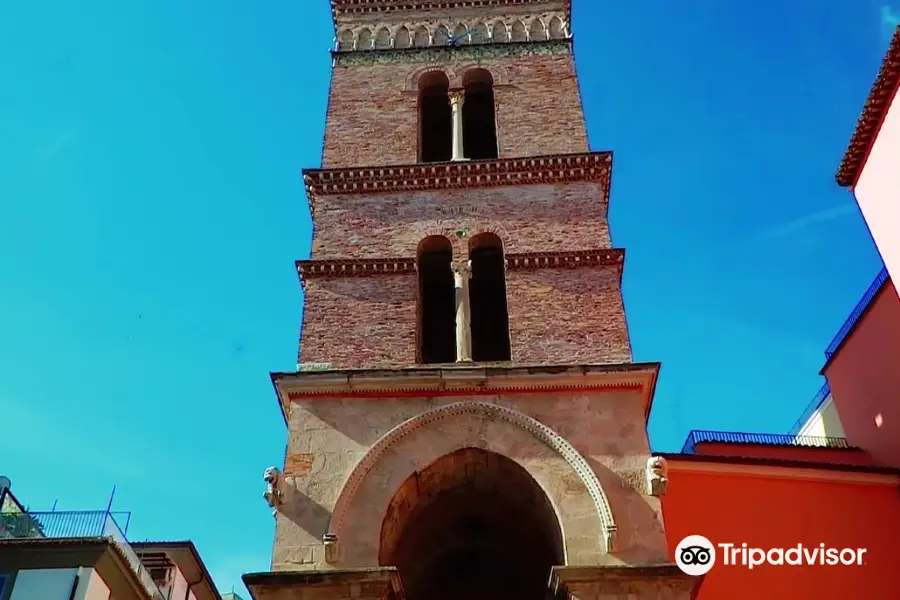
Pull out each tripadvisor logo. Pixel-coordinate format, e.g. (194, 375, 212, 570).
(675, 535, 868, 575)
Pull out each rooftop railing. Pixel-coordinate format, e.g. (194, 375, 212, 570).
(824, 266, 889, 360)
(0, 510, 165, 600)
(681, 430, 851, 454)
(788, 382, 832, 436)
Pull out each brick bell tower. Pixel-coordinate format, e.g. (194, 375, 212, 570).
(245, 1, 702, 600)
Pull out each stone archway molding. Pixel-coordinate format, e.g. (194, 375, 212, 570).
(323, 401, 617, 563)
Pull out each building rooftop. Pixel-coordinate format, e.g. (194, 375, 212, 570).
(820, 265, 890, 371)
(836, 24, 900, 187)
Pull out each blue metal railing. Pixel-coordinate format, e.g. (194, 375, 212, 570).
(0, 510, 164, 600)
(788, 382, 832, 436)
(825, 266, 889, 359)
(681, 430, 851, 454)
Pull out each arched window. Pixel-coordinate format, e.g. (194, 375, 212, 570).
(468, 233, 511, 362)
(417, 236, 456, 364)
(462, 69, 499, 160)
(418, 71, 452, 163)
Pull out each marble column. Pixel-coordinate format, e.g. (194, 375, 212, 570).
(451, 259, 473, 362)
(449, 90, 467, 161)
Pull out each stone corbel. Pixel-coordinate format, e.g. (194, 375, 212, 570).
(604, 525, 618, 553)
(323, 533, 339, 563)
(645, 456, 669, 497)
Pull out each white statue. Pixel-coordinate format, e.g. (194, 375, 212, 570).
(263, 467, 284, 514)
(645, 456, 668, 497)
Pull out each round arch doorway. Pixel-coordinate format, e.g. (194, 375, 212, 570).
(379, 447, 565, 600)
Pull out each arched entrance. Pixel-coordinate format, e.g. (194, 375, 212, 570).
(379, 448, 565, 600)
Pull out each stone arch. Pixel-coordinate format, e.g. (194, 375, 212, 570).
(412, 24, 430, 47)
(548, 15, 567, 39)
(406, 65, 457, 91)
(374, 26, 392, 49)
(337, 28, 355, 51)
(452, 23, 469, 43)
(433, 24, 451, 45)
(325, 401, 618, 566)
(379, 447, 565, 600)
(470, 22, 490, 44)
(394, 25, 412, 49)
(491, 19, 510, 43)
(529, 17, 548, 41)
(451, 64, 508, 88)
(510, 20, 528, 42)
(357, 27, 373, 50)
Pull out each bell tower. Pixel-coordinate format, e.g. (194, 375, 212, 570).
(245, 2, 703, 599)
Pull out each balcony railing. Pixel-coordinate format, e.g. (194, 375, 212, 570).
(681, 430, 851, 454)
(0, 510, 165, 600)
(788, 382, 832, 436)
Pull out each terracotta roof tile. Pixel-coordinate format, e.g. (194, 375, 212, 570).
(836, 25, 900, 187)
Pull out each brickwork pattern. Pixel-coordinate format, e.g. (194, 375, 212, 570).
(308, 182, 610, 259)
(299, 264, 629, 368)
(321, 50, 588, 168)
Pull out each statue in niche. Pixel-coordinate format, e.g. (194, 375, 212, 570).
(645, 456, 669, 497)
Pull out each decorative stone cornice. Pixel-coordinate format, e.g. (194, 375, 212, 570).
(295, 249, 625, 286)
(334, 39, 570, 65)
(331, 0, 568, 17)
(271, 362, 660, 424)
(506, 249, 625, 276)
(303, 152, 612, 213)
(297, 258, 417, 280)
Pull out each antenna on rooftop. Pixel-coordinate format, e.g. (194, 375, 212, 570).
(105, 485, 117, 514)
(51, 499, 58, 512)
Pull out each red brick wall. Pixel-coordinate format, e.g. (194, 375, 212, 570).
(299, 265, 631, 369)
(321, 49, 589, 168)
(309, 181, 610, 259)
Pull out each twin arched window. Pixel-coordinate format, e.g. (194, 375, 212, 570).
(418, 69, 499, 163)
(416, 233, 511, 364)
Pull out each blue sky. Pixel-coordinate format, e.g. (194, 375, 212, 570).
(0, 0, 896, 595)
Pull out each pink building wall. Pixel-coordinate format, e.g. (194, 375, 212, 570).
(854, 86, 900, 290)
(169, 566, 200, 600)
(824, 279, 900, 468)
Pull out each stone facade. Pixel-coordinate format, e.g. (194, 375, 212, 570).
(248, 1, 703, 598)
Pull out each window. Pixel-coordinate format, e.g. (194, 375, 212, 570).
(462, 69, 498, 160)
(417, 236, 456, 363)
(418, 71, 452, 163)
(468, 233, 511, 361)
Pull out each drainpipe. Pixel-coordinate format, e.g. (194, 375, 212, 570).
(185, 577, 203, 600)
(184, 575, 203, 600)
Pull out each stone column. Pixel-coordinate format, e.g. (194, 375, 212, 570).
(451, 260, 473, 362)
(449, 90, 467, 161)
